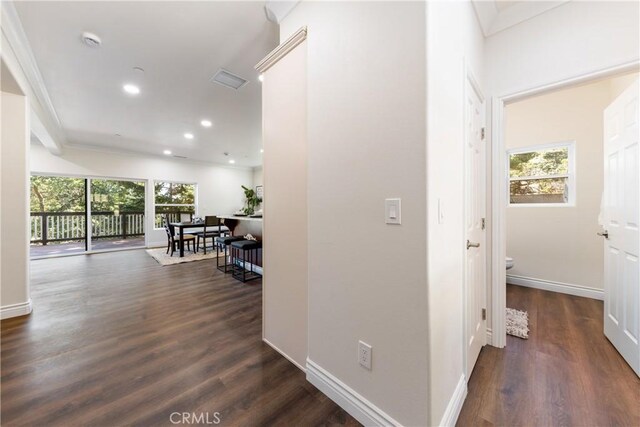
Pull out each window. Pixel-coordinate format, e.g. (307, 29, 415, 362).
(154, 181, 197, 228)
(508, 142, 575, 206)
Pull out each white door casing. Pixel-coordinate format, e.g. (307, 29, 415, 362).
(465, 71, 487, 379)
(603, 78, 640, 377)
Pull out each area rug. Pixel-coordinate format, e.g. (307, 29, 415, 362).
(506, 307, 529, 339)
(146, 247, 224, 266)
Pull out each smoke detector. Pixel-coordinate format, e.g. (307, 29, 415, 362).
(81, 32, 102, 48)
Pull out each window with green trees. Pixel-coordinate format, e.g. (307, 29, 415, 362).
(154, 181, 197, 227)
(509, 142, 575, 205)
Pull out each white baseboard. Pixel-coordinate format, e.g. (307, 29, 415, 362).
(438, 374, 467, 427)
(263, 338, 305, 372)
(1, 299, 33, 320)
(507, 274, 603, 300)
(306, 359, 401, 426)
(486, 328, 493, 346)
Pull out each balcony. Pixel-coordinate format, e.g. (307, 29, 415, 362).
(30, 211, 145, 257)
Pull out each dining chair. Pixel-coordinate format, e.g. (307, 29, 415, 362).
(195, 216, 222, 254)
(163, 214, 196, 256)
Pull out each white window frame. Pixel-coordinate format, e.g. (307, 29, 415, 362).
(507, 140, 576, 208)
(153, 180, 198, 229)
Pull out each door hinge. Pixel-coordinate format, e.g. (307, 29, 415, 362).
(481, 127, 485, 140)
(481, 218, 486, 230)
(482, 308, 486, 320)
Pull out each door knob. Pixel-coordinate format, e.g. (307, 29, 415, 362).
(597, 230, 609, 239)
(467, 240, 480, 250)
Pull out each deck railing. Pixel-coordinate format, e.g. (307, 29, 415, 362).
(31, 211, 195, 245)
(30, 211, 145, 245)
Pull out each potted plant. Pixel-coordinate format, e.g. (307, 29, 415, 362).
(241, 185, 262, 215)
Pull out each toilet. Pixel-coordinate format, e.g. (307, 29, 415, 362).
(506, 256, 514, 270)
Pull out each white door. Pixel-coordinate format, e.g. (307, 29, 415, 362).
(602, 78, 640, 377)
(465, 74, 487, 378)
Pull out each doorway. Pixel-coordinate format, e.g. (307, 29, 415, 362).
(490, 69, 640, 375)
(30, 174, 146, 258)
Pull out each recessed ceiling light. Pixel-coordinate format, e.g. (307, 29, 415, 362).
(184, 133, 194, 140)
(163, 150, 172, 155)
(200, 120, 212, 128)
(229, 159, 235, 164)
(258, 74, 264, 82)
(81, 32, 101, 47)
(123, 84, 140, 95)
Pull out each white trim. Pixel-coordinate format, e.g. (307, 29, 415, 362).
(1, 1, 64, 154)
(1, 299, 33, 320)
(490, 96, 507, 349)
(486, 328, 493, 345)
(255, 26, 307, 73)
(507, 275, 604, 300)
(438, 374, 468, 427)
(489, 60, 640, 350)
(263, 338, 306, 372)
(305, 359, 401, 427)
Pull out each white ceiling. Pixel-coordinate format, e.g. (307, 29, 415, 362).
(13, 1, 279, 167)
(472, 0, 570, 37)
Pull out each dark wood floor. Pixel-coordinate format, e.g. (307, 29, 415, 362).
(457, 284, 640, 427)
(1, 250, 359, 427)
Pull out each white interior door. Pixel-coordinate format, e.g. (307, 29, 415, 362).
(465, 74, 487, 378)
(602, 78, 640, 377)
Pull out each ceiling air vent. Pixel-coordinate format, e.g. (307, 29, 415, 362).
(173, 155, 188, 159)
(210, 69, 249, 90)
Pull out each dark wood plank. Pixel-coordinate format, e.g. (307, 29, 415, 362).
(1, 250, 359, 426)
(458, 284, 640, 427)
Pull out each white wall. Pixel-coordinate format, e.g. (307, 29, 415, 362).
(426, 0, 485, 424)
(1, 90, 31, 317)
(30, 144, 253, 246)
(261, 39, 307, 369)
(281, 2, 429, 425)
(252, 166, 263, 188)
(505, 77, 627, 291)
(485, 0, 640, 330)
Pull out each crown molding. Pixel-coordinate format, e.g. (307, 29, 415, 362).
(1, 1, 64, 154)
(255, 26, 306, 74)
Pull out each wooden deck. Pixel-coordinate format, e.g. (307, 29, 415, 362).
(30, 237, 145, 257)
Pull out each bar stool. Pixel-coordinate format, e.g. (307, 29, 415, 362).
(215, 235, 245, 273)
(230, 240, 262, 282)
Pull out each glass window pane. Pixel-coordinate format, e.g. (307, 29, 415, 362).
(154, 182, 195, 205)
(154, 206, 195, 228)
(510, 147, 569, 178)
(510, 177, 568, 204)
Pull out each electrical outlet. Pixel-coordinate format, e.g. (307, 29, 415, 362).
(358, 341, 372, 370)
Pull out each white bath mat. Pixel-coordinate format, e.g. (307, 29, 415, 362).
(506, 307, 529, 339)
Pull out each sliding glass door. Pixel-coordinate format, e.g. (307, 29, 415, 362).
(90, 179, 146, 252)
(30, 175, 87, 257)
(30, 175, 146, 258)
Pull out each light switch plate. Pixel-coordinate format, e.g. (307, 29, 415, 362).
(385, 198, 401, 224)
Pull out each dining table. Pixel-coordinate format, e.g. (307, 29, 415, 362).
(169, 221, 228, 257)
